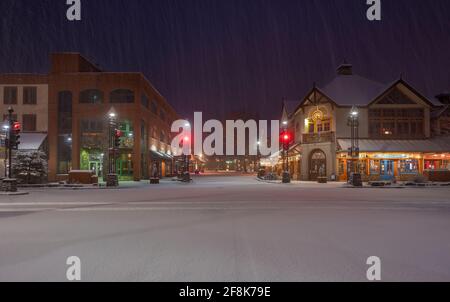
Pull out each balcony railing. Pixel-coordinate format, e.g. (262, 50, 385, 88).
(302, 131, 335, 144)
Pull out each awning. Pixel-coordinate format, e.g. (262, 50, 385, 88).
(337, 137, 450, 153)
(260, 150, 282, 167)
(19, 132, 47, 150)
(150, 150, 173, 161)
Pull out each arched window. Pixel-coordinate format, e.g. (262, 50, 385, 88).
(306, 107, 331, 133)
(110, 89, 135, 103)
(80, 89, 104, 104)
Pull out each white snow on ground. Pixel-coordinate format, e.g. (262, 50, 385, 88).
(0, 175, 449, 281)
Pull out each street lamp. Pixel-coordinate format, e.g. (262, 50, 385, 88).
(2, 123, 9, 178)
(347, 105, 361, 186)
(106, 109, 119, 187)
(182, 135, 191, 182)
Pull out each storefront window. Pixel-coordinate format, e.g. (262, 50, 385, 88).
(358, 160, 367, 175)
(338, 159, 345, 176)
(118, 121, 134, 149)
(443, 160, 450, 170)
(369, 160, 380, 175)
(425, 160, 441, 170)
(398, 159, 418, 174)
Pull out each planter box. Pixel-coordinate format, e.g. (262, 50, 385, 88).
(317, 177, 328, 184)
(150, 178, 160, 184)
(68, 170, 96, 184)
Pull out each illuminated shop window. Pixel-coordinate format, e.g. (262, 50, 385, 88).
(398, 159, 418, 174)
(358, 160, 367, 175)
(117, 121, 134, 149)
(369, 160, 380, 175)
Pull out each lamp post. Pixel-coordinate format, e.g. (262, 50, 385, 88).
(1, 107, 19, 192)
(107, 110, 119, 187)
(281, 120, 291, 183)
(2, 123, 9, 178)
(347, 106, 361, 186)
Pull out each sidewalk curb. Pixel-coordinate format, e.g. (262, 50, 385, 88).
(0, 192, 30, 196)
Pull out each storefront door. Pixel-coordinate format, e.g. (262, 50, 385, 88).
(89, 161, 102, 177)
(309, 150, 326, 181)
(380, 160, 394, 180)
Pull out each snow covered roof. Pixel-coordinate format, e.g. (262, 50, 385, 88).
(337, 137, 450, 153)
(18, 132, 47, 150)
(319, 74, 386, 106)
(150, 150, 173, 160)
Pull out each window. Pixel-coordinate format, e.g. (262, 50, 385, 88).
(159, 109, 166, 122)
(382, 122, 395, 136)
(141, 94, 149, 109)
(377, 88, 416, 105)
(22, 114, 37, 131)
(110, 89, 134, 103)
(369, 160, 380, 175)
(398, 160, 419, 174)
(160, 130, 166, 143)
(57, 91, 73, 174)
(369, 108, 424, 138)
(317, 123, 323, 133)
(80, 89, 103, 104)
(58, 91, 73, 134)
(80, 119, 103, 133)
(4, 87, 17, 104)
(369, 121, 381, 137)
(358, 160, 367, 175)
(151, 100, 158, 115)
(397, 120, 409, 136)
(308, 122, 314, 133)
(23, 87, 37, 104)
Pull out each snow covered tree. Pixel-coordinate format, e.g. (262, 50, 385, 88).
(11, 150, 48, 184)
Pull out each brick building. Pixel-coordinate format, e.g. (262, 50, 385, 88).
(1, 53, 179, 182)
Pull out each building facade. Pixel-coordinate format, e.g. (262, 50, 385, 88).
(269, 64, 450, 181)
(0, 74, 49, 176)
(1, 53, 179, 182)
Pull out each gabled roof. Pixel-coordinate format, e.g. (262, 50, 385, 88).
(367, 79, 437, 108)
(319, 74, 386, 106)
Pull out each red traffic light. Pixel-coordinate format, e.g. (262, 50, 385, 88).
(280, 131, 292, 143)
(12, 122, 21, 131)
(115, 129, 123, 137)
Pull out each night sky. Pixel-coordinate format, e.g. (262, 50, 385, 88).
(0, 0, 449, 119)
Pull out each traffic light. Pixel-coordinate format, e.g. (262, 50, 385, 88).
(280, 131, 292, 150)
(114, 129, 123, 148)
(9, 121, 21, 150)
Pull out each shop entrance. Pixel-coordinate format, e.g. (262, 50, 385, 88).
(309, 149, 326, 181)
(380, 160, 394, 180)
(89, 161, 103, 177)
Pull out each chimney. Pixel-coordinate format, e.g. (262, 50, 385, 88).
(337, 63, 353, 76)
(435, 92, 450, 105)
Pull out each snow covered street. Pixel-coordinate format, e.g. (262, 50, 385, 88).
(0, 175, 449, 281)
